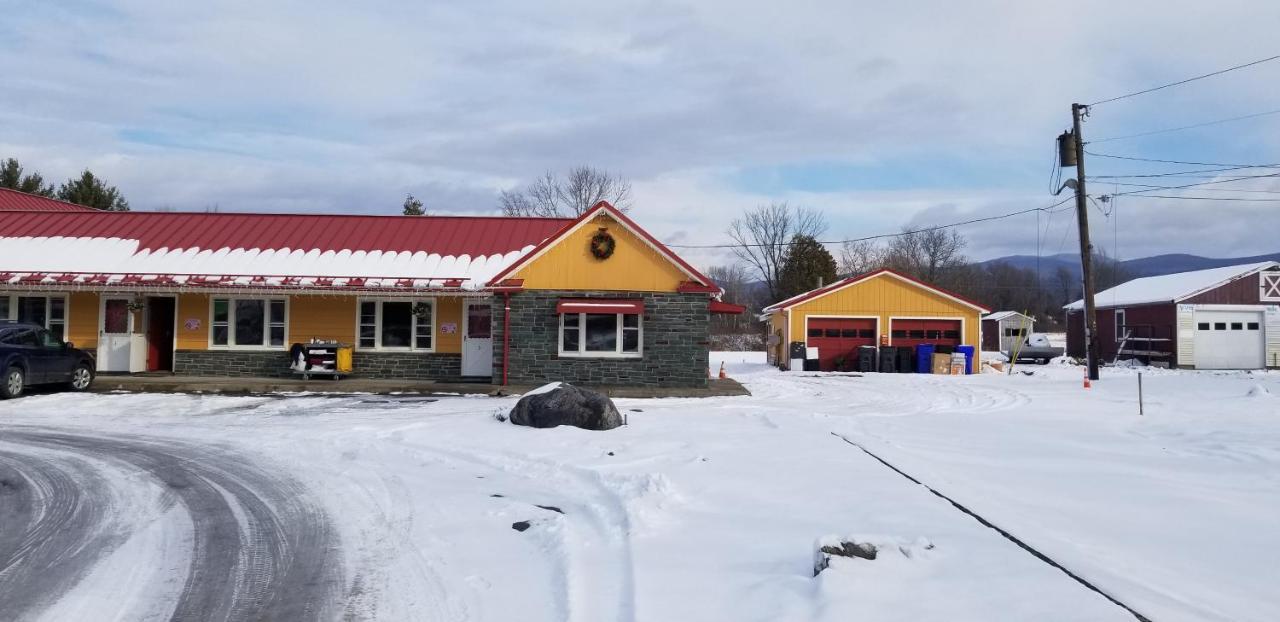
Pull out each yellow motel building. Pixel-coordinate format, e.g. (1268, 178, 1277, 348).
(0, 190, 741, 387)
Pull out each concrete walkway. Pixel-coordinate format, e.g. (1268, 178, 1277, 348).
(92, 374, 750, 398)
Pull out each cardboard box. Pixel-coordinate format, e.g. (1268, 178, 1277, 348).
(931, 352, 951, 375)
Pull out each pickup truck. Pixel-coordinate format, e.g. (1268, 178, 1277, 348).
(1005, 333, 1064, 365)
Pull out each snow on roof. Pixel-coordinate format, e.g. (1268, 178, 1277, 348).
(0, 210, 572, 290)
(984, 311, 1033, 322)
(1064, 261, 1278, 310)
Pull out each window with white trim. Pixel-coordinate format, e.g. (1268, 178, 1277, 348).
(1262, 272, 1280, 302)
(1, 294, 67, 340)
(210, 297, 287, 348)
(560, 312, 642, 357)
(357, 299, 434, 350)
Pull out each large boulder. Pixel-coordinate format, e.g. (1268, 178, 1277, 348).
(509, 383, 622, 431)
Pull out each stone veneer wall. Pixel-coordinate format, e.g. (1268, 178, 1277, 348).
(174, 350, 461, 379)
(492, 290, 710, 387)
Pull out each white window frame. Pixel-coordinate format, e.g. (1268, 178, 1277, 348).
(558, 312, 643, 358)
(1115, 309, 1127, 341)
(0, 292, 68, 340)
(1262, 272, 1280, 302)
(355, 298, 436, 352)
(209, 297, 289, 350)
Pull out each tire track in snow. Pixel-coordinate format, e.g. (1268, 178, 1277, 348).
(2, 429, 346, 622)
(0, 446, 122, 621)
(395, 441, 638, 622)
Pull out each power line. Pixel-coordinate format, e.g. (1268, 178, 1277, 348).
(1089, 54, 1280, 106)
(1090, 107, 1280, 143)
(1115, 194, 1280, 202)
(665, 197, 1076, 249)
(1106, 181, 1280, 195)
(1092, 166, 1274, 179)
(1084, 150, 1280, 168)
(1105, 171, 1280, 197)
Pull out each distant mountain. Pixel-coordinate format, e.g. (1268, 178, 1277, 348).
(979, 252, 1280, 281)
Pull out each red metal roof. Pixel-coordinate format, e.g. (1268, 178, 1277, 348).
(763, 268, 991, 313)
(0, 210, 573, 255)
(0, 187, 98, 212)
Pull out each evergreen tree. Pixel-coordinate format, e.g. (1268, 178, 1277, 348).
(57, 170, 130, 211)
(402, 193, 425, 215)
(0, 158, 55, 196)
(777, 234, 838, 301)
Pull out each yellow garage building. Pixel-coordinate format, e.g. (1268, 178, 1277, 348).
(762, 269, 989, 371)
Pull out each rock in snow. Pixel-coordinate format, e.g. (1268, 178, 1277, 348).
(509, 383, 622, 431)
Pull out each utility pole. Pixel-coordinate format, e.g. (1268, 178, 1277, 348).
(1071, 103, 1101, 381)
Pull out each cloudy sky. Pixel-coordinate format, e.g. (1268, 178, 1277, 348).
(3, 1, 1280, 269)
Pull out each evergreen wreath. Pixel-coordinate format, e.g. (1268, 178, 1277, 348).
(590, 230, 616, 260)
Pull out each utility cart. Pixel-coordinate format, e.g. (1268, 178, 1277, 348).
(289, 341, 353, 380)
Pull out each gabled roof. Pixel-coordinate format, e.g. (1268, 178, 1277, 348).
(1064, 261, 1279, 310)
(984, 311, 1033, 322)
(0, 209, 572, 291)
(486, 201, 717, 289)
(0, 187, 98, 212)
(762, 268, 991, 314)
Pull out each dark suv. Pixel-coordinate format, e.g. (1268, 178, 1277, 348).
(0, 322, 96, 399)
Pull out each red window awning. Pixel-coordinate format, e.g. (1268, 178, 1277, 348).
(709, 300, 746, 314)
(556, 298, 644, 314)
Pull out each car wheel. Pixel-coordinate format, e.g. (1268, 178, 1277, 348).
(68, 364, 94, 392)
(1, 366, 24, 399)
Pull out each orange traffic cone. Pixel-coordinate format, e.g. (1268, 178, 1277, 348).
(1083, 374, 1091, 389)
(718, 362, 727, 379)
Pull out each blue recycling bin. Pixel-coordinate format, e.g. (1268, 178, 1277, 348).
(955, 345, 975, 375)
(915, 344, 935, 374)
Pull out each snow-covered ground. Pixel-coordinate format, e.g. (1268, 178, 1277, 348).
(1, 356, 1277, 621)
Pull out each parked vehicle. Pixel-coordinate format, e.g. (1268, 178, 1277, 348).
(0, 322, 96, 398)
(1006, 333, 1064, 365)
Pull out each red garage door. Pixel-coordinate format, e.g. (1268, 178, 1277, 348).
(806, 318, 876, 371)
(891, 318, 962, 348)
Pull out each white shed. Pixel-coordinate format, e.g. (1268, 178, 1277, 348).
(982, 311, 1035, 353)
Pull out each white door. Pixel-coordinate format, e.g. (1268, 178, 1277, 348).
(1193, 310, 1265, 369)
(97, 298, 133, 372)
(461, 301, 493, 377)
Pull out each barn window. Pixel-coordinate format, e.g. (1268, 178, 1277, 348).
(909, 330, 925, 339)
(1214, 322, 1227, 330)
(943, 330, 960, 339)
(858, 329, 874, 338)
(840, 329, 857, 338)
(1197, 322, 1210, 330)
(1247, 322, 1260, 330)
(891, 329, 907, 338)
(824, 329, 839, 337)
(808, 328, 822, 337)
(1230, 322, 1243, 330)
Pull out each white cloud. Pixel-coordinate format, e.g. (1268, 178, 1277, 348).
(2, 0, 1279, 268)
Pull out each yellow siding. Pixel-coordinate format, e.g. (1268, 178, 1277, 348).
(768, 312, 787, 364)
(787, 274, 981, 346)
(67, 292, 99, 349)
(512, 213, 688, 292)
(435, 297, 463, 354)
(290, 296, 356, 345)
(176, 293, 209, 350)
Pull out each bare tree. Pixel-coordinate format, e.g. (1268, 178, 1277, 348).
(500, 166, 632, 217)
(838, 239, 886, 277)
(883, 227, 967, 286)
(726, 202, 827, 303)
(706, 264, 759, 334)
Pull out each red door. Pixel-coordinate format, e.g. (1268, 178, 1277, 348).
(806, 318, 876, 371)
(890, 318, 962, 348)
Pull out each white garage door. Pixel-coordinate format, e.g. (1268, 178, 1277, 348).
(1193, 310, 1265, 369)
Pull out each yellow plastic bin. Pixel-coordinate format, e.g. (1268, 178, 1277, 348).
(336, 345, 354, 374)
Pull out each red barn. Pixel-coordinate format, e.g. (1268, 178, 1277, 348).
(1065, 262, 1280, 369)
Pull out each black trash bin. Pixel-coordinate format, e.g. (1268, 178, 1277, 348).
(896, 346, 914, 373)
(856, 345, 878, 372)
(935, 344, 954, 355)
(878, 347, 897, 373)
